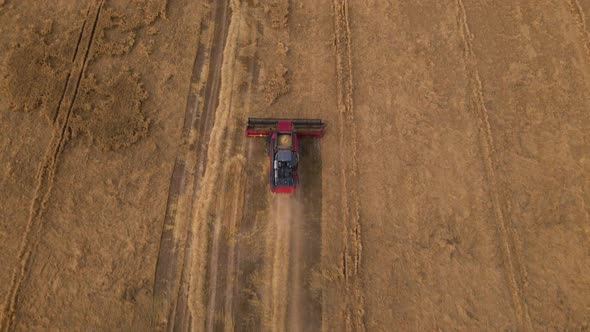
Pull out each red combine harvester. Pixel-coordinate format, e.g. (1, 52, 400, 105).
(246, 118, 325, 193)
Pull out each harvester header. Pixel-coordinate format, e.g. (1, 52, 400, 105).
(246, 118, 325, 138)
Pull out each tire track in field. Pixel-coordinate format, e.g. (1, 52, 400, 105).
(177, 0, 234, 328)
(205, 156, 247, 332)
(569, 0, 590, 58)
(71, 6, 90, 63)
(171, 0, 231, 324)
(50, 4, 91, 124)
(152, 10, 205, 331)
(151, 0, 231, 330)
(220, 157, 248, 332)
(185, 0, 241, 328)
(52, 72, 72, 124)
(0, 1, 103, 330)
(455, 1, 532, 330)
(199, 3, 261, 330)
(332, 0, 365, 330)
(218, 20, 259, 331)
(204, 169, 231, 332)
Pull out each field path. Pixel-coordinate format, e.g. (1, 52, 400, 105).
(0, 1, 104, 330)
(151, 0, 232, 329)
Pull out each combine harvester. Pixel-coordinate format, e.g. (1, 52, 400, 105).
(246, 118, 325, 193)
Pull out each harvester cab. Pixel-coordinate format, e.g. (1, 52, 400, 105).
(245, 118, 325, 193)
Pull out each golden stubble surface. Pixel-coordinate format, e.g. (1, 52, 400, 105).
(0, 0, 588, 330)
